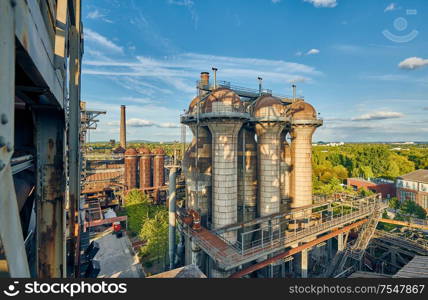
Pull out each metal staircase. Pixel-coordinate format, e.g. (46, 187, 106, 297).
(329, 200, 387, 277)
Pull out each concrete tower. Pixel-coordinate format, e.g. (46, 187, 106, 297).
(204, 88, 245, 243)
(138, 147, 152, 188)
(124, 148, 138, 190)
(254, 96, 286, 218)
(153, 148, 165, 187)
(120, 105, 126, 149)
(289, 100, 322, 209)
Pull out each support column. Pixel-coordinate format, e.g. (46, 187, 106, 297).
(0, 0, 30, 278)
(208, 122, 242, 243)
(35, 109, 66, 278)
(338, 233, 345, 252)
(68, 0, 82, 278)
(301, 248, 308, 278)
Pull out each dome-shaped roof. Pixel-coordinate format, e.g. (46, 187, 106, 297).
(152, 148, 165, 155)
(138, 147, 151, 155)
(254, 95, 285, 118)
(188, 96, 200, 114)
(288, 100, 317, 120)
(202, 88, 243, 113)
(125, 148, 138, 156)
(113, 146, 126, 154)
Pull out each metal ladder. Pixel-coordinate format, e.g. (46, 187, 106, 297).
(331, 203, 384, 276)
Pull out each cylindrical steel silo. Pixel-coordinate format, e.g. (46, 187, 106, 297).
(138, 147, 151, 188)
(153, 148, 165, 187)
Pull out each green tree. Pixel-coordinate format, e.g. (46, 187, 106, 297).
(139, 210, 169, 262)
(124, 190, 159, 236)
(400, 200, 427, 219)
(388, 197, 400, 210)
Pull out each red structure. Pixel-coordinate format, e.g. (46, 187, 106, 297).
(153, 148, 165, 187)
(139, 147, 152, 188)
(124, 148, 139, 190)
(347, 178, 396, 199)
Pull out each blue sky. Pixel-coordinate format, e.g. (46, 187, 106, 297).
(82, 0, 428, 143)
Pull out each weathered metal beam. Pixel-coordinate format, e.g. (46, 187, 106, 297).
(34, 109, 65, 278)
(379, 218, 428, 230)
(0, 0, 31, 278)
(68, 0, 82, 278)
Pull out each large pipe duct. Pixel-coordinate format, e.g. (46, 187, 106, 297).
(238, 127, 258, 222)
(120, 105, 126, 149)
(168, 167, 177, 270)
(280, 132, 292, 209)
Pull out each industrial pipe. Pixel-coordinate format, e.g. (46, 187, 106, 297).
(229, 218, 369, 278)
(168, 167, 177, 270)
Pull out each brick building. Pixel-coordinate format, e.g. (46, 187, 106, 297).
(346, 178, 396, 199)
(396, 169, 428, 211)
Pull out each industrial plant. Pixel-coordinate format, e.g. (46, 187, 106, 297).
(1, 0, 427, 281)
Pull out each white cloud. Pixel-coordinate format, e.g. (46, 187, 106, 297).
(83, 53, 321, 88)
(86, 9, 113, 23)
(304, 0, 337, 8)
(384, 3, 398, 12)
(352, 111, 404, 121)
(87, 9, 105, 19)
(307, 49, 320, 55)
(107, 118, 179, 128)
(84, 28, 123, 54)
(398, 57, 428, 70)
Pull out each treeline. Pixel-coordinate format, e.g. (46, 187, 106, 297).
(313, 144, 428, 195)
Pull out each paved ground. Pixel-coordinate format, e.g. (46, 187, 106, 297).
(94, 232, 144, 278)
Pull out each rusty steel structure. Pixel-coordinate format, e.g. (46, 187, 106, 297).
(176, 71, 389, 278)
(0, 0, 85, 278)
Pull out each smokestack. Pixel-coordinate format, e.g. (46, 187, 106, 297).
(212, 67, 218, 89)
(258, 77, 263, 95)
(120, 105, 127, 148)
(292, 85, 297, 101)
(200, 72, 210, 89)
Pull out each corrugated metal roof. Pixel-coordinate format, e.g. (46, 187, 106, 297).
(86, 171, 122, 182)
(393, 256, 428, 278)
(399, 169, 428, 184)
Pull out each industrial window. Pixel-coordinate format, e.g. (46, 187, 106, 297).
(400, 190, 415, 202)
(423, 195, 428, 209)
